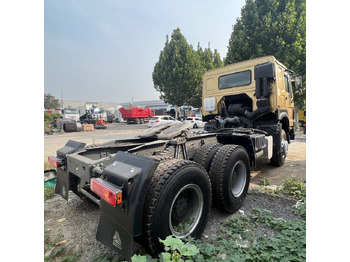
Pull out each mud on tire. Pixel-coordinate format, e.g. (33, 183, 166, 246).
(140, 159, 212, 255)
(209, 145, 250, 213)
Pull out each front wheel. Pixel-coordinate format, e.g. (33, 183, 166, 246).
(141, 160, 211, 255)
(270, 129, 288, 167)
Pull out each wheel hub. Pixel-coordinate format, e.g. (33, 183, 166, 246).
(282, 140, 288, 156)
(169, 184, 203, 238)
(230, 160, 247, 197)
(172, 197, 189, 221)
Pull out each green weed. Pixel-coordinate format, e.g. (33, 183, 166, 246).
(131, 207, 306, 261)
(259, 178, 271, 186)
(44, 230, 82, 262)
(281, 177, 306, 199)
(131, 236, 199, 262)
(44, 186, 56, 200)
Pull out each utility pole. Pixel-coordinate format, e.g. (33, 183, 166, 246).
(60, 91, 63, 109)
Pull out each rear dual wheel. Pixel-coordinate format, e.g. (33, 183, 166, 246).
(141, 159, 211, 255)
(193, 143, 223, 172)
(193, 143, 250, 213)
(209, 145, 251, 213)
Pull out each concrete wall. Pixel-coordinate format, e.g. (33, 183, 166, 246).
(62, 100, 168, 111)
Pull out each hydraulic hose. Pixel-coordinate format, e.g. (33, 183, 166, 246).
(228, 105, 270, 120)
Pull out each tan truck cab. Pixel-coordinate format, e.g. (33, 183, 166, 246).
(202, 56, 302, 166)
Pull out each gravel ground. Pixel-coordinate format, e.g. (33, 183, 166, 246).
(44, 190, 299, 261)
(44, 128, 306, 261)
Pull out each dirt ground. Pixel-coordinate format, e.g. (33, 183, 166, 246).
(44, 128, 306, 261)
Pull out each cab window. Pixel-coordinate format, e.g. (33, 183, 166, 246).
(219, 70, 251, 89)
(284, 74, 293, 98)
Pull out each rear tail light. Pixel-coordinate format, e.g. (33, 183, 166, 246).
(91, 178, 122, 207)
(155, 120, 159, 123)
(48, 156, 59, 168)
(191, 120, 194, 123)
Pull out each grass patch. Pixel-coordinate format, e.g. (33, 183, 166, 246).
(258, 178, 271, 187)
(190, 208, 306, 262)
(44, 229, 82, 262)
(251, 176, 306, 201)
(44, 161, 57, 200)
(131, 205, 306, 261)
(280, 177, 306, 199)
(131, 176, 306, 261)
(44, 186, 56, 200)
(45, 161, 55, 171)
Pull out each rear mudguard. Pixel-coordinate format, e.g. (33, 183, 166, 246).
(96, 152, 159, 260)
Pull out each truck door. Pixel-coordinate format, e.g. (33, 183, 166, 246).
(283, 73, 294, 127)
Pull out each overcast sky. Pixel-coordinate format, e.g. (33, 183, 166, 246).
(44, 0, 246, 104)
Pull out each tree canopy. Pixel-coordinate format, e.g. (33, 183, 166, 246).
(196, 43, 224, 71)
(226, 0, 306, 108)
(153, 28, 224, 109)
(44, 93, 60, 109)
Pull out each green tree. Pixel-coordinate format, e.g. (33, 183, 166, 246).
(44, 93, 60, 109)
(213, 49, 224, 69)
(226, 0, 306, 108)
(197, 43, 224, 71)
(153, 28, 206, 109)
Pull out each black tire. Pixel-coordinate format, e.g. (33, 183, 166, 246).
(141, 159, 211, 255)
(270, 129, 288, 167)
(193, 123, 198, 128)
(193, 143, 223, 172)
(63, 122, 77, 132)
(209, 145, 250, 213)
(187, 147, 199, 161)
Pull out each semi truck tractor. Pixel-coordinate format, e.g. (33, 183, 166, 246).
(48, 56, 302, 260)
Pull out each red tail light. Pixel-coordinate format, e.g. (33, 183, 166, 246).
(48, 156, 59, 168)
(155, 120, 159, 123)
(91, 178, 122, 206)
(191, 120, 194, 123)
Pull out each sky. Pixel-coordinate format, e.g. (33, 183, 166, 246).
(44, 0, 246, 104)
(3, 1, 350, 260)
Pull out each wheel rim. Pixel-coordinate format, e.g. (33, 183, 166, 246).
(281, 135, 288, 159)
(169, 184, 203, 238)
(230, 160, 247, 197)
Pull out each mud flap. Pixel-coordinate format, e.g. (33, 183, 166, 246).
(55, 168, 72, 201)
(96, 206, 134, 261)
(54, 140, 86, 200)
(95, 152, 159, 260)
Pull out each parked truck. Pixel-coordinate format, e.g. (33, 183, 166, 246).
(298, 109, 306, 134)
(58, 108, 82, 132)
(48, 56, 302, 260)
(119, 107, 155, 124)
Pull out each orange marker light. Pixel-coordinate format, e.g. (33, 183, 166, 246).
(91, 178, 122, 207)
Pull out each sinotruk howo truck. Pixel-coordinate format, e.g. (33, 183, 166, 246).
(48, 56, 302, 260)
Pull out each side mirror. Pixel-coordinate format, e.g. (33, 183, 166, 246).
(295, 76, 302, 90)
